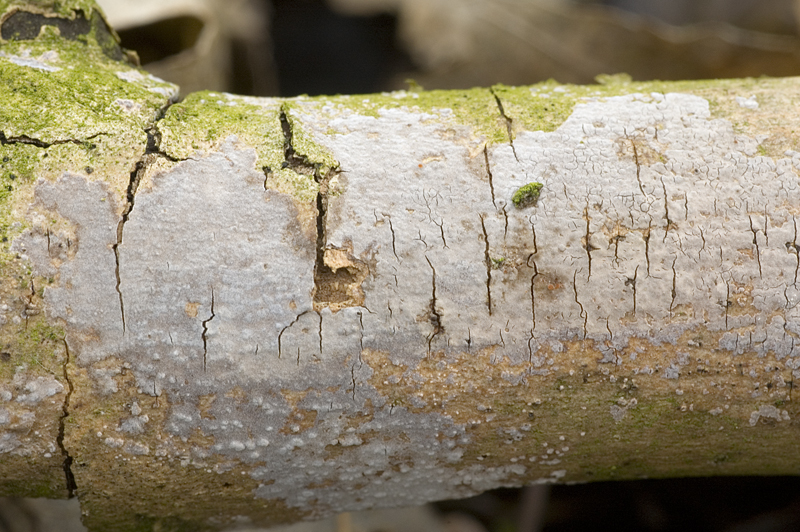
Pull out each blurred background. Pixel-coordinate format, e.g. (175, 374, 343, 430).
(5, 0, 800, 531)
(96, 0, 800, 96)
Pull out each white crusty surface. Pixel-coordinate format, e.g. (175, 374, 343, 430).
(15, 91, 800, 515)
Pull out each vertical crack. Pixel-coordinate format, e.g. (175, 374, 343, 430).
(670, 256, 677, 317)
(644, 221, 652, 276)
(625, 265, 639, 316)
(749, 215, 763, 279)
(483, 145, 497, 209)
(388, 218, 399, 261)
(434, 218, 448, 248)
(573, 270, 587, 339)
(480, 214, 492, 315)
(280, 107, 327, 279)
(112, 158, 143, 334)
(725, 279, 730, 329)
(792, 216, 799, 287)
(660, 177, 672, 243)
(683, 194, 689, 221)
(112, 99, 177, 334)
(318, 313, 323, 356)
(582, 204, 596, 279)
(357, 311, 364, 355)
(57, 337, 77, 497)
(278, 105, 346, 311)
(425, 255, 443, 354)
(529, 260, 539, 334)
(350, 363, 358, 400)
(627, 135, 645, 196)
(490, 88, 518, 161)
(277, 310, 313, 359)
(201, 287, 215, 372)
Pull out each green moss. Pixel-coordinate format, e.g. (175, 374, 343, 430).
(281, 101, 338, 172)
(1, 0, 107, 20)
(0, 315, 64, 380)
(491, 77, 796, 143)
(309, 87, 508, 144)
(0, 37, 170, 143)
(0, 475, 65, 498)
(158, 94, 341, 203)
(511, 182, 543, 208)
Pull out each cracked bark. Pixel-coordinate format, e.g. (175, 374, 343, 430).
(112, 100, 177, 332)
(8, 13, 800, 529)
(56, 338, 76, 497)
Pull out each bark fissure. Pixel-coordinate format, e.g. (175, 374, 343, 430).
(791, 216, 799, 289)
(483, 145, 497, 209)
(626, 265, 639, 316)
(425, 255, 443, 353)
(480, 214, 492, 315)
(698, 227, 707, 260)
(628, 136, 645, 196)
(388, 218, 399, 261)
(277, 310, 313, 359)
(660, 177, 672, 243)
(435, 218, 448, 248)
(573, 270, 587, 338)
(749, 215, 763, 279)
(201, 287, 215, 372)
(490, 89, 518, 161)
(277, 107, 360, 312)
(0, 130, 106, 149)
(670, 257, 678, 316)
(725, 279, 731, 329)
(318, 313, 323, 356)
(582, 205, 595, 279)
(529, 259, 539, 337)
(112, 100, 177, 333)
(57, 337, 77, 497)
(644, 221, 652, 276)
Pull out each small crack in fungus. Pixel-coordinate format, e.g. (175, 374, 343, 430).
(277, 105, 368, 312)
(424, 255, 443, 354)
(483, 145, 497, 209)
(57, 337, 77, 497)
(0, 131, 106, 150)
(490, 88, 518, 161)
(480, 214, 492, 316)
(201, 287, 215, 372)
(112, 99, 179, 333)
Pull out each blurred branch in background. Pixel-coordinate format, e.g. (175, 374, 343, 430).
(97, 0, 800, 96)
(329, 0, 800, 90)
(97, 0, 278, 94)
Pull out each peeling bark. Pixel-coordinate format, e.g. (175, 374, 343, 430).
(6, 1, 800, 530)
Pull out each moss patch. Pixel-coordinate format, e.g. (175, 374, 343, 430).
(511, 182, 543, 208)
(157, 93, 339, 204)
(299, 87, 508, 145)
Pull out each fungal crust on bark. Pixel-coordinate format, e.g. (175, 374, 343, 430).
(4, 0, 800, 529)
